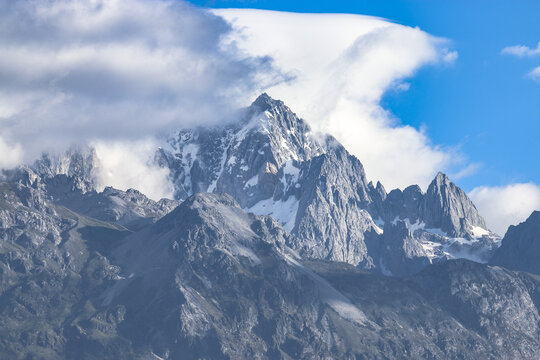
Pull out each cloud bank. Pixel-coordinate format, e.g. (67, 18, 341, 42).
(0, 0, 281, 163)
(216, 9, 460, 190)
(2, 1, 535, 231)
(0, 0, 290, 198)
(469, 183, 540, 235)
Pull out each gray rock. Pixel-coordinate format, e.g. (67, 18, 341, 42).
(372, 220, 431, 277)
(420, 172, 487, 238)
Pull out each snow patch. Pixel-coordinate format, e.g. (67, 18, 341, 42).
(420, 240, 442, 259)
(247, 195, 299, 233)
(244, 174, 259, 189)
(471, 225, 490, 238)
(395, 217, 449, 237)
(281, 160, 301, 190)
(227, 155, 237, 166)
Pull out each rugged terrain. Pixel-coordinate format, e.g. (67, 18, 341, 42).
(0, 94, 539, 359)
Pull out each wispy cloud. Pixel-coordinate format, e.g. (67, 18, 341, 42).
(92, 139, 174, 200)
(501, 42, 540, 57)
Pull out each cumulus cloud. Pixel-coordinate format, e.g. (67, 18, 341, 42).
(93, 139, 174, 200)
(0, 3, 477, 196)
(216, 9, 460, 189)
(469, 183, 540, 235)
(502, 42, 540, 57)
(0, 0, 282, 163)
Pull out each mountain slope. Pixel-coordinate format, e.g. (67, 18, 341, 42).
(0, 169, 538, 359)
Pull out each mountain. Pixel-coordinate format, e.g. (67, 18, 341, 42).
(154, 94, 499, 274)
(0, 171, 538, 359)
(86, 193, 540, 359)
(22, 94, 499, 277)
(490, 211, 540, 275)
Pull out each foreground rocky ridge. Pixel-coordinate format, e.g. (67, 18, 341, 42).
(1, 172, 540, 359)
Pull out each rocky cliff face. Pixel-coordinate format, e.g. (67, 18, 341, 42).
(490, 211, 540, 275)
(155, 94, 383, 267)
(421, 172, 488, 237)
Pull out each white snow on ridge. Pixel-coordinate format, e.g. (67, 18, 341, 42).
(392, 217, 448, 237)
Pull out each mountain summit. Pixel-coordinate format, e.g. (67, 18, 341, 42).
(152, 94, 499, 274)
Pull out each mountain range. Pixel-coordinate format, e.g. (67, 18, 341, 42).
(0, 94, 539, 359)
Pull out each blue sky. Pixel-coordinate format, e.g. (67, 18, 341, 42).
(189, 0, 540, 192)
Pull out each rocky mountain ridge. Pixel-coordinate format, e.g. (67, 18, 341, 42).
(25, 93, 500, 277)
(0, 170, 539, 359)
(153, 94, 499, 275)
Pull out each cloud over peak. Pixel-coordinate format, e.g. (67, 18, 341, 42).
(216, 9, 460, 190)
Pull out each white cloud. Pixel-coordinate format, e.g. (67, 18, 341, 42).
(502, 42, 540, 83)
(216, 9, 461, 189)
(0, 0, 283, 163)
(0, 136, 23, 169)
(449, 162, 482, 180)
(93, 139, 174, 200)
(0, 0, 289, 197)
(502, 42, 540, 57)
(0, 4, 476, 196)
(469, 183, 540, 235)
